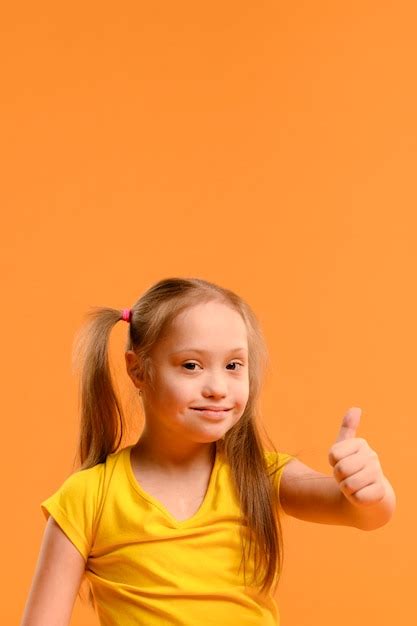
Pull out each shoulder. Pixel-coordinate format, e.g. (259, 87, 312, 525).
(62, 460, 106, 491)
(40, 461, 106, 514)
(263, 449, 296, 469)
(60, 445, 126, 490)
(263, 449, 296, 490)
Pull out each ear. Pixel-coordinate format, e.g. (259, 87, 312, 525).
(125, 350, 144, 390)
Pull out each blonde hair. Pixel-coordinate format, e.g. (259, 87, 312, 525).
(71, 277, 291, 608)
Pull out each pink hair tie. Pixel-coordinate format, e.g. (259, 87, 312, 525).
(121, 308, 132, 323)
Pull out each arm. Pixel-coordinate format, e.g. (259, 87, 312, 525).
(20, 516, 87, 626)
(280, 458, 396, 530)
(279, 407, 396, 531)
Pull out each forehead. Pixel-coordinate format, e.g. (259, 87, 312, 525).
(163, 302, 248, 350)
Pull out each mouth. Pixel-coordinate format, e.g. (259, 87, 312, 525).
(191, 407, 231, 420)
(191, 407, 232, 412)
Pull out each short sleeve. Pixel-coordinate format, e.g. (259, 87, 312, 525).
(40, 464, 103, 562)
(264, 451, 295, 513)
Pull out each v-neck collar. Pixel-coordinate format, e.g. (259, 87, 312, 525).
(123, 443, 221, 528)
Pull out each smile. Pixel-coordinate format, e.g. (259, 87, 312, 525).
(191, 408, 230, 420)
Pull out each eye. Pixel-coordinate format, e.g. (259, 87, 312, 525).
(226, 361, 243, 371)
(182, 362, 201, 371)
(182, 361, 244, 371)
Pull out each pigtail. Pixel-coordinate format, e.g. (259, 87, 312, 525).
(71, 306, 128, 469)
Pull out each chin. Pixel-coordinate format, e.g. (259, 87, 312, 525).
(192, 430, 226, 444)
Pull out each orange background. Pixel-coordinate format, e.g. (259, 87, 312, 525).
(2, 1, 414, 624)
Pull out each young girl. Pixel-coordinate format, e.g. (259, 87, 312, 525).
(21, 277, 396, 626)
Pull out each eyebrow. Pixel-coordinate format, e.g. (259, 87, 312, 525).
(169, 347, 247, 356)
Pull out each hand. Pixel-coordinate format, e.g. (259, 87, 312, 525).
(328, 407, 387, 508)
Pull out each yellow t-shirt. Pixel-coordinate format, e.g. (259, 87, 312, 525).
(41, 444, 294, 626)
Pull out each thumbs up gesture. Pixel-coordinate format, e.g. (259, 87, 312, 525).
(328, 407, 387, 509)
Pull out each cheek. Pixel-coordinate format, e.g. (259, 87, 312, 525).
(238, 392, 249, 411)
(160, 374, 193, 403)
(239, 370, 250, 393)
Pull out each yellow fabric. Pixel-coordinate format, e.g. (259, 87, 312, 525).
(41, 444, 294, 626)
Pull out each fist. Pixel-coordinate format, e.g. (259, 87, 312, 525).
(328, 407, 387, 508)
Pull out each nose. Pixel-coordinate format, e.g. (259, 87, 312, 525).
(201, 369, 228, 398)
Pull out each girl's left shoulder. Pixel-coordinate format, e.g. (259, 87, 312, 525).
(263, 449, 296, 469)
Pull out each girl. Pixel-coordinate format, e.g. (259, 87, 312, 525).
(21, 277, 396, 626)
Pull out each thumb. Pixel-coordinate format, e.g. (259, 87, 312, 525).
(335, 407, 362, 443)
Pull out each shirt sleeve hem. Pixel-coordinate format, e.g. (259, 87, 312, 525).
(276, 454, 295, 514)
(40, 501, 89, 563)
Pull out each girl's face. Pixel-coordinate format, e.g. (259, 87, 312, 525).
(133, 301, 250, 445)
